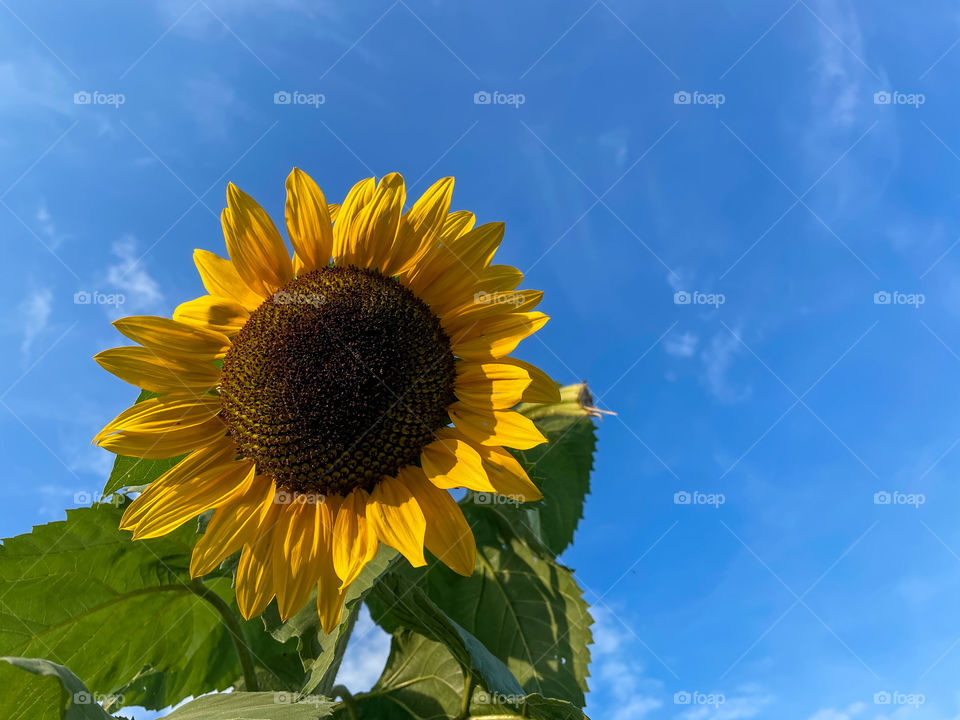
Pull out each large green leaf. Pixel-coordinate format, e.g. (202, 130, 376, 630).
(366, 572, 523, 698)
(0, 656, 119, 720)
(162, 692, 336, 719)
(264, 549, 398, 696)
(336, 632, 589, 720)
(409, 524, 593, 708)
(0, 504, 298, 711)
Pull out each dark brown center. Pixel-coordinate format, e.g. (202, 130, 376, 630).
(219, 266, 456, 496)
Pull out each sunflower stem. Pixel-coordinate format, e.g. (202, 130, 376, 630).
(333, 685, 359, 720)
(187, 579, 260, 692)
(457, 669, 474, 720)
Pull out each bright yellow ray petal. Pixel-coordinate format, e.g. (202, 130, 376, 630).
(442, 290, 543, 335)
(473, 265, 524, 293)
(383, 176, 454, 277)
(193, 249, 263, 310)
(332, 177, 375, 262)
(404, 467, 476, 576)
(222, 183, 293, 297)
(173, 295, 250, 337)
(449, 403, 547, 450)
(366, 471, 426, 567)
(274, 494, 328, 620)
(94, 396, 221, 444)
(342, 173, 405, 270)
(190, 475, 276, 578)
(99, 415, 228, 460)
(420, 428, 497, 492)
(126, 459, 256, 540)
(474, 442, 542, 502)
(236, 500, 281, 620)
(285, 167, 334, 274)
(408, 221, 502, 300)
(317, 495, 346, 633)
(451, 312, 549, 360)
(454, 358, 560, 409)
(332, 488, 378, 589)
(94, 347, 220, 394)
(112, 316, 230, 360)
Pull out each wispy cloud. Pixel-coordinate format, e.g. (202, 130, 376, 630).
(665, 331, 698, 358)
(18, 287, 53, 363)
(700, 329, 751, 403)
(805, 702, 866, 720)
(105, 236, 164, 315)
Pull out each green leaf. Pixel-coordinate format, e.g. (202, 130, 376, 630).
(337, 633, 591, 720)
(264, 548, 398, 696)
(162, 692, 336, 719)
(0, 656, 118, 720)
(409, 525, 593, 708)
(470, 383, 597, 558)
(0, 504, 286, 710)
(366, 572, 523, 699)
(101, 391, 185, 497)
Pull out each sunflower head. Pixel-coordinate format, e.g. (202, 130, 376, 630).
(94, 169, 559, 631)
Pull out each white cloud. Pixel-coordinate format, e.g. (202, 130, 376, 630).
(585, 606, 663, 720)
(335, 605, 390, 692)
(806, 701, 866, 720)
(105, 236, 164, 315)
(665, 331, 698, 358)
(18, 287, 53, 362)
(700, 329, 751, 403)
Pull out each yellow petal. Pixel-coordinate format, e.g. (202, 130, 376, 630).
(173, 295, 250, 337)
(113, 316, 229, 360)
(190, 475, 276, 578)
(222, 183, 293, 296)
(317, 495, 347, 633)
(404, 467, 476, 576)
(474, 265, 523, 293)
(126, 459, 255, 540)
(442, 290, 543, 335)
(383, 177, 454, 277)
(193, 249, 263, 310)
(366, 471, 426, 567)
(451, 312, 549, 360)
(332, 177, 375, 262)
(420, 428, 497, 492)
(274, 494, 329, 620)
(342, 173, 405, 270)
(332, 488, 378, 589)
(285, 167, 333, 274)
(408, 221, 501, 300)
(474, 443, 542, 502)
(449, 403, 547, 450)
(236, 500, 281, 620)
(121, 435, 238, 528)
(94, 347, 220, 394)
(454, 358, 560, 409)
(99, 415, 227, 459)
(94, 396, 221, 444)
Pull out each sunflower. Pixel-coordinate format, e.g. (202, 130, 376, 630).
(94, 170, 557, 631)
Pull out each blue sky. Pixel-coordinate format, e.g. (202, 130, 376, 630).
(4, 1, 960, 718)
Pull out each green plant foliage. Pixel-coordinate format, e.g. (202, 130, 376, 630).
(0, 656, 119, 720)
(161, 692, 336, 719)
